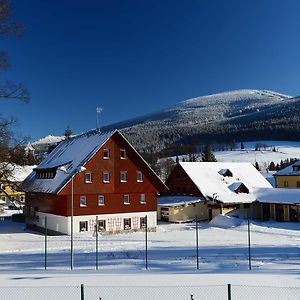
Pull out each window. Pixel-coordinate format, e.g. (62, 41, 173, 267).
(120, 171, 127, 182)
(97, 220, 106, 231)
(79, 221, 88, 232)
(120, 149, 126, 159)
(124, 194, 130, 204)
(103, 149, 110, 159)
(140, 217, 147, 228)
(136, 171, 143, 182)
(103, 172, 110, 183)
(140, 194, 146, 204)
(85, 172, 92, 183)
(297, 181, 300, 188)
(284, 180, 289, 188)
(124, 218, 131, 230)
(98, 195, 105, 206)
(80, 196, 87, 207)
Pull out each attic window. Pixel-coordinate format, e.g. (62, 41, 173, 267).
(103, 149, 110, 159)
(85, 172, 92, 183)
(229, 182, 249, 194)
(219, 169, 233, 177)
(36, 169, 56, 179)
(292, 166, 300, 172)
(120, 149, 126, 159)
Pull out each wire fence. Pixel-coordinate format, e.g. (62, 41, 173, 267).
(1, 284, 300, 300)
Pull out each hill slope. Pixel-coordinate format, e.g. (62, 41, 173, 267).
(103, 89, 300, 154)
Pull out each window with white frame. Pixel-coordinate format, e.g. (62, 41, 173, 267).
(120, 149, 126, 159)
(140, 193, 146, 204)
(103, 149, 110, 159)
(140, 217, 147, 228)
(120, 171, 127, 182)
(124, 194, 130, 204)
(80, 196, 87, 207)
(84, 172, 92, 183)
(98, 195, 105, 206)
(97, 219, 106, 231)
(136, 171, 143, 182)
(80, 221, 88, 232)
(124, 218, 131, 230)
(103, 171, 110, 183)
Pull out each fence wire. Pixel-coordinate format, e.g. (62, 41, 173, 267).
(1, 284, 300, 300)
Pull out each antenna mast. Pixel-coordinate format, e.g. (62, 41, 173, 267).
(96, 107, 103, 132)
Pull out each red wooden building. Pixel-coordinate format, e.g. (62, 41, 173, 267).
(22, 130, 167, 235)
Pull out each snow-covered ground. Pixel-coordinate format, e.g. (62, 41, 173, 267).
(0, 220, 300, 299)
(1, 140, 300, 299)
(216, 140, 300, 169)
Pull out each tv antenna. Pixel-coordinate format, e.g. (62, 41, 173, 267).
(96, 107, 103, 132)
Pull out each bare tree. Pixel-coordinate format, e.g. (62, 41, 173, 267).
(0, 0, 29, 102)
(0, 0, 29, 204)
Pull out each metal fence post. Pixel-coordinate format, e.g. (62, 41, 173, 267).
(227, 284, 231, 300)
(247, 207, 252, 270)
(44, 216, 47, 270)
(196, 216, 199, 270)
(96, 215, 99, 270)
(81, 283, 85, 300)
(145, 215, 148, 270)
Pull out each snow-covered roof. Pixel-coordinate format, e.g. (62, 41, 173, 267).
(22, 130, 114, 193)
(1, 164, 36, 182)
(253, 188, 300, 205)
(275, 161, 300, 176)
(179, 162, 272, 204)
(32, 135, 65, 146)
(158, 195, 204, 207)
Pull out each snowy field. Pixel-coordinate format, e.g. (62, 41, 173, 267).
(1, 220, 300, 299)
(215, 140, 300, 168)
(1, 139, 300, 299)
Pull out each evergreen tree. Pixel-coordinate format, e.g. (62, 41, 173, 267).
(268, 161, 275, 171)
(201, 145, 217, 162)
(64, 126, 72, 139)
(255, 161, 260, 171)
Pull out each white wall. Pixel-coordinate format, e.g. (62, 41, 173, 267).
(29, 211, 157, 235)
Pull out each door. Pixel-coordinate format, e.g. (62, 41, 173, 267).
(262, 203, 270, 221)
(275, 204, 284, 222)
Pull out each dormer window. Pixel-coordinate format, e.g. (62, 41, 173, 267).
(219, 169, 233, 177)
(228, 182, 249, 194)
(35, 169, 56, 179)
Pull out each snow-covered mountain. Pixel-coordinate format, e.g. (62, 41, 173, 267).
(102, 89, 300, 153)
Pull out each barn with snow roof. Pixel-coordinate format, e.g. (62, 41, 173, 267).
(22, 130, 167, 235)
(160, 162, 272, 222)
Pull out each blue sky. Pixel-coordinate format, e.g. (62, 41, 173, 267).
(2, 0, 300, 141)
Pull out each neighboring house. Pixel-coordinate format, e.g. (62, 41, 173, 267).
(163, 162, 272, 221)
(0, 165, 35, 207)
(252, 188, 300, 222)
(158, 195, 207, 222)
(22, 130, 167, 235)
(25, 135, 65, 161)
(274, 161, 300, 188)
